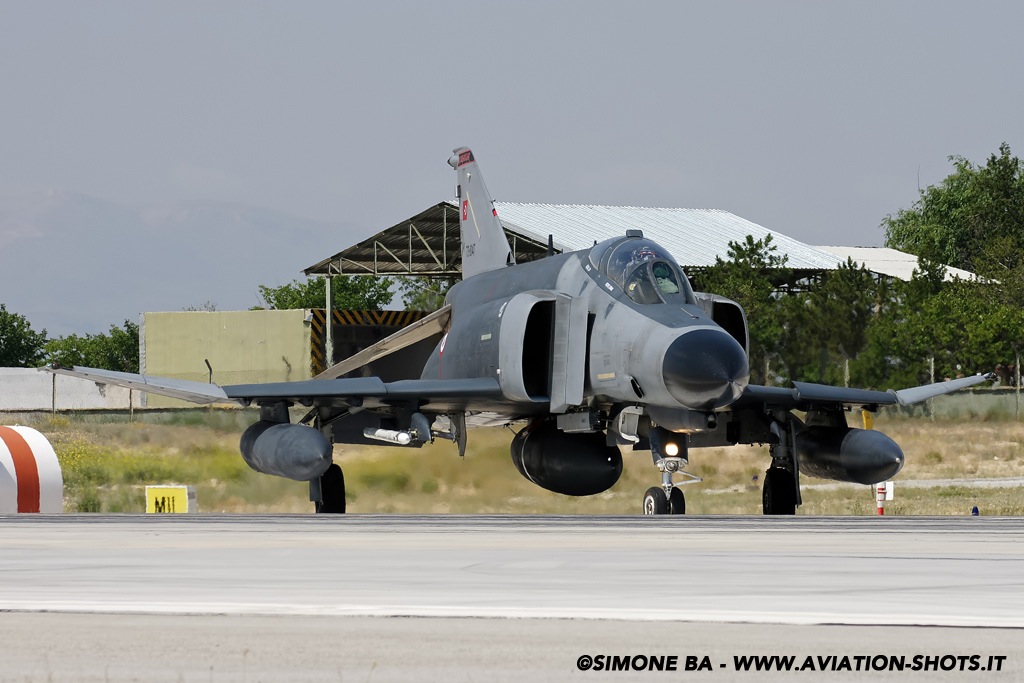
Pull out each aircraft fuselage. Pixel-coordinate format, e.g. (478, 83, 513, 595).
(420, 234, 750, 420)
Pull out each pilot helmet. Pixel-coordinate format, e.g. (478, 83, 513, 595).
(633, 246, 657, 262)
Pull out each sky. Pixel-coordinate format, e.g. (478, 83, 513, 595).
(2, 1, 1023, 298)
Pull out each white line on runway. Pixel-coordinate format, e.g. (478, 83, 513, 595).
(3, 600, 1023, 629)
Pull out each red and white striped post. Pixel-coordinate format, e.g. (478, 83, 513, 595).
(875, 483, 886, 515)
(0, 426, 64, 513)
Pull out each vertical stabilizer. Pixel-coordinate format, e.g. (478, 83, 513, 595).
(448, 147, 514, 279)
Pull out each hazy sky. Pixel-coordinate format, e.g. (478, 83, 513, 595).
(3, 1, 1023, 249)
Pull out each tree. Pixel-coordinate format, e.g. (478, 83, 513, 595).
(692, 235, 792, 384)
(881, 144, 1024, 385)
(183, 301, 218, 312)
(883, 143, 1024, 274)
(854, 269, 941, 388)
(784, 259, 878, 385)
(257, 275, 395, 311)
(0, 304, 47, 367)
(847, 258, 1013, 389)
(44, 320, 140, 373)
(397, 277, 454, 312)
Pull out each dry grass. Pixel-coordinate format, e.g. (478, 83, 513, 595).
(876, 417, 1024, 479)
(16, 410, 1024, 515)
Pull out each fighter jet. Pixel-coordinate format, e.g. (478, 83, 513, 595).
(49, 147, 990, 514)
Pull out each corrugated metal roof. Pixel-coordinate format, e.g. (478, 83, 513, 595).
(305, 200, 851, 277)
(304, 201, 552, 276)
(815, 246, 983, 282)
(492, 202, 846, 271)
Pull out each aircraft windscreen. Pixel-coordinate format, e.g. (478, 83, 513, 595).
(596, 238, 695, 305)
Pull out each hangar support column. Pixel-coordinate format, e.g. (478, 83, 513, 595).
(325, 275, 333, 366)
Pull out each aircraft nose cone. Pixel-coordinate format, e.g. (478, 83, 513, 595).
(662, 329, 749, 409)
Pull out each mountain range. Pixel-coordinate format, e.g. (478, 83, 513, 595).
(0, 190, 361, 337)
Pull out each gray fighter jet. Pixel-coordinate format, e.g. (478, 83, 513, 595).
(49, 147, 989, 514)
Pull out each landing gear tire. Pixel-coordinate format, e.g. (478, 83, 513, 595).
(643, 487, 670, 515)
(762, 467, 796, 515)
(316, 463, 346, 514)
(668, 487, 685, 515)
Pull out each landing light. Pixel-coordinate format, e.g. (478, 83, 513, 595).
(664, 442, 680, 457)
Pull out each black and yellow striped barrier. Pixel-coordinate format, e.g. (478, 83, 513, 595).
(310, 309, 427, 375)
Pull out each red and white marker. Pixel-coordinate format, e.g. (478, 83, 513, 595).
(0, 426, 64, 513)
(874, 481, 894, 516)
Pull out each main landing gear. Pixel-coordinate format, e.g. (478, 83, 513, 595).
(305, 410, 347, 513)
(314, 463, 346, 514)
(762, 467, 796, 515)
(762, 415, 800, 515)
(642, 428, 700, 515)
(306, 409, 465, 514)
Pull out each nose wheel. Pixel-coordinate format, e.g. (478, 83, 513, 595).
(642, 455, 698, 515)
(668, 486, 685, 514)
(643, 486, 686, 515)
(643, 487, 668, 514)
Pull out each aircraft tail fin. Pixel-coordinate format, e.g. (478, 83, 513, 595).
(448, 147, 514, 279)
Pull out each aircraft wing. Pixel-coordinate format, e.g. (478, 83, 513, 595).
(46, 365, 232, 404)
(737, 373, 992, 411)
(222, 377, 504, 412)
(46, 365, 505, 413)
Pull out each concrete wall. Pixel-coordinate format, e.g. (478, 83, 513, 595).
(0, 368, 141, 411)
(142, 310, 312, 407)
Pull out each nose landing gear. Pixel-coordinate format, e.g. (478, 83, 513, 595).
(642, 432, 701, 515)
(642, 466, 690, 514)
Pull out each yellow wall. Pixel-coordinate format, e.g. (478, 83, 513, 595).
(142, 310, 312, 407)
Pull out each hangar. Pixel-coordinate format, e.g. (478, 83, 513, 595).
(303, 200, 845, 282)
(302, 200, 980, 286)
(815, 245, 985, 282)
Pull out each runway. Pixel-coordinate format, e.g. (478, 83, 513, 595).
(2, 515, 1022, 681)
(3, 515, 1022, 626)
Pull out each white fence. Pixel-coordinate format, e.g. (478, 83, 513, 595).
(0, 368, 141, 412)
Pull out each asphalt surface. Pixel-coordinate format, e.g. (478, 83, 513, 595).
(1, 515, 1022, 681)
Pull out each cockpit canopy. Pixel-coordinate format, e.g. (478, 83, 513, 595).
(590, 235, 695, 305)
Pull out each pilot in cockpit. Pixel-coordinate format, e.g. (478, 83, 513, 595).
(623, 245, 657, 280)
(652, 262, 680, 294)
